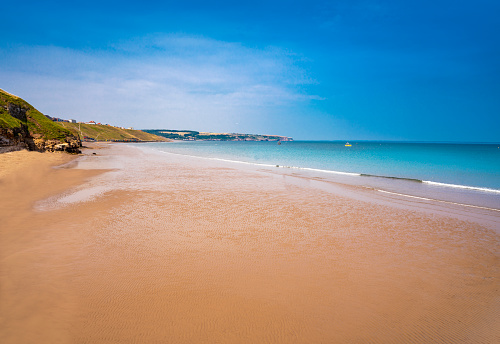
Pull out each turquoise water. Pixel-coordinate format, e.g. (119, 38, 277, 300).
(142, 141, 500, 209)
(146, 141, 500, 192)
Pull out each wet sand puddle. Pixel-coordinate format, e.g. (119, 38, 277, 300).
(1, 144, 499, 343)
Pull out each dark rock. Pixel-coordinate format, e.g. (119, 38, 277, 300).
(7, 103, 28, 122)
(0, 126, 33, 153)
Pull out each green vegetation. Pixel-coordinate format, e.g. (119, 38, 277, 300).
(26, 108, 74, 140)
(0, 110, 23, 129)
(0, 88, 73, 140)
(59, 122, 169, 142)
(144, 129, 293, 141)
(142, 130, 199, 140)
(0, 92, 23, 129)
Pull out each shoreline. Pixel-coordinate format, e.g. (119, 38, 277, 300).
(140, 141, 500, 211)
(135, 143, 500, 232)
(1, 143, 499, 343)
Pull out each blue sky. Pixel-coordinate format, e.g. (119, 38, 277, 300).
(1, 0, 499, 141)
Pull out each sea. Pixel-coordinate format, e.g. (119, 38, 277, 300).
(142, 141, 500, 210)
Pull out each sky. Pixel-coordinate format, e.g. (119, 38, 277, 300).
(1, 0, 499, 141)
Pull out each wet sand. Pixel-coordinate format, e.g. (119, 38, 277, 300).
(1, 143, 499, 343)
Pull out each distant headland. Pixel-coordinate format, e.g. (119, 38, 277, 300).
(143, 129, 293, 142)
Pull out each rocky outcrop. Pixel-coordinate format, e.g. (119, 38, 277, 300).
(0, 126, 33, 153)
(32, 135, 82, 154)
(0, 129, 82, 153)
(0, 91, 82, 154)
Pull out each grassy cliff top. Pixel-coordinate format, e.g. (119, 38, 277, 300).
(0, 88, 74, 140)
(59, 122, 170, 142)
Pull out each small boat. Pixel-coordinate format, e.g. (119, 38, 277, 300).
(345, 142, 352, 147)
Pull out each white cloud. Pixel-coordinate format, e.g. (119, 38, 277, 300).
(1, 34, 320, 131)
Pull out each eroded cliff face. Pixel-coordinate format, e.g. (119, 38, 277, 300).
(0, 101, 81, 154)
(0, 126, 34, 153)
(31, 135, 82, 154)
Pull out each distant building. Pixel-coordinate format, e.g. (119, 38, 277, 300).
(47, 115, 62, 122)
(70, 119, 76, 123)
(87, 121, 96, 125)
(127, 127, 134, 130)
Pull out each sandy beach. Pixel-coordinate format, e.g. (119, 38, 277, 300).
(1, 143, 499, 343)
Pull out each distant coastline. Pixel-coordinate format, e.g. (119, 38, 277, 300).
(143, 129, 293, 142)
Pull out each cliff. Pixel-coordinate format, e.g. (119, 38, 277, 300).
(58, 122, 170, 142)
(0, 89, 81, 153)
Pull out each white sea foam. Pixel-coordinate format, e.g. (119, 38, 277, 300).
(151, 148, 361, 176)
(146, 146, 500, 194)
(207, 157, 500, 194)
(423, 181, 500, 194)
(377, 189, 500, 212)
(300, 167, 360, 176)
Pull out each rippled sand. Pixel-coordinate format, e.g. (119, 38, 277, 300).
(1, 144, 499, 343)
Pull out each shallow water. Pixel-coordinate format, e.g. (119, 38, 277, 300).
(143, 141, 500, 210)
(145, 141, 500, 189)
